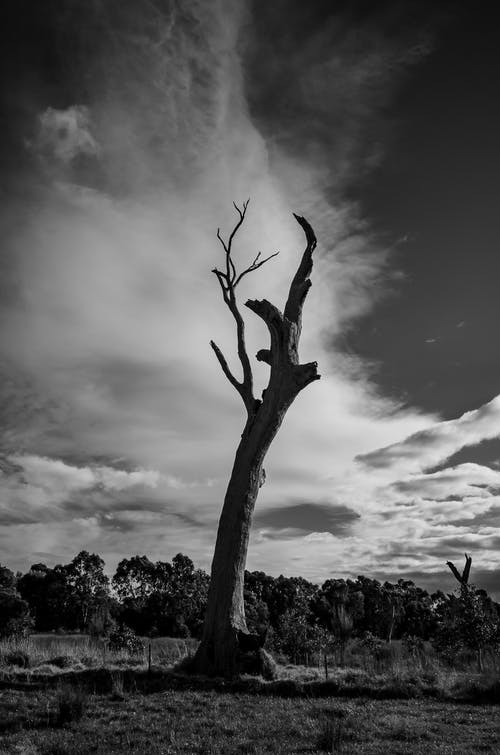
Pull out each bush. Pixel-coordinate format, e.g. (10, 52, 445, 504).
(402, 634, 425, 657)
(108, 626, 144, 654)
(49, 654, 74, 669)
(0, 589, 34, 639)
(5, 649, 30, 667)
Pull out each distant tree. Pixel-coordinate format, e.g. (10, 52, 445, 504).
(382, 581, 406, 643)
(114, 553, 209, 638)
(244, 588, 270, 638)
(193, 204, 320, 678)
(311, 579, 362, 663)
(0, 588, 33, 638)
(112, 555, 156, 601)
(275, 608, 324, 664)
(64, 551, 110, 630)
(435, 555, 499, 671)
(18, 563, 71, 631)
(265, 574, 318, 630)
(434, 584, 498, 671)
(396, 580, 436, 640)
(354, 576, 388, 637)
(0, 563, 17, 591)
(446, 553, 472, 587)
(147, 554, 209, 638)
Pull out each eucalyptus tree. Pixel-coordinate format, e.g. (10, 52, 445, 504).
(193, 202, 320, 678)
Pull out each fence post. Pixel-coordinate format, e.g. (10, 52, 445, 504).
(324, 653, 329, 680)
(148, 642, 152, 674)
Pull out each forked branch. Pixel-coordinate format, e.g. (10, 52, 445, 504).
(447, 553, 472, 587)
(210, 205, 320, 415)
(211, 200, 279, 414)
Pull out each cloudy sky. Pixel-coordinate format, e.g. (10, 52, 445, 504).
(1, 0, 499, 597)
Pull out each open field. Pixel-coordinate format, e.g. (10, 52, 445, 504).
(0, 686, 499, 754)
(1, 636, 498, 753)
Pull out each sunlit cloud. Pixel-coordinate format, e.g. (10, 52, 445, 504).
(1, 0, 497, 595)
(357, 395, 500, 474)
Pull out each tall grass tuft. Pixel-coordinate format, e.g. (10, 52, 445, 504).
(53, 684, 88, 726)
(110, 670, 126, 701)
(316, 710, 351, 752)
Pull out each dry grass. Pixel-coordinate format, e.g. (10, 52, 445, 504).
(0, 634, 197, 677)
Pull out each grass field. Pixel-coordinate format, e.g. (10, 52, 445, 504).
(0, 634, 197, 674)
(0, 636, 498, 753)
(0, 686, 499, 753)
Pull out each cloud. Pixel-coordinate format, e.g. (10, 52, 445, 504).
(32, 106, 100, 164)
(390, 463, 500, 501)
(0, 454, 161, 529)
(8, 454, 159, 494)
(254, 501, 359, 538)
(2, 0, 495, 593)
(356, 395, 500, 474)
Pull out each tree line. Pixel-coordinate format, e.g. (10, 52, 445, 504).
(1, 551, 499, 666)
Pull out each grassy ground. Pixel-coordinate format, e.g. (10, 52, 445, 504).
(0, 686, 499, 754)
(0, 637, 498, 753)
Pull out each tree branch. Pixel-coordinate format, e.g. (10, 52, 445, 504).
(463, 553, 472, 585)
(210, 340, 242, 395)
(446, 560, 464, 585)
(293, 361, 321, 389)
(284, 214, 317, 330)
(233, 251, 279, 288)
(212, 200, 276, 414)
(211, 206, 320, 415)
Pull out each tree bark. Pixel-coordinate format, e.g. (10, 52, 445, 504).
(192, 211, 319, 678)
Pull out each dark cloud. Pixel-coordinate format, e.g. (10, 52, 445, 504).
(440, 536, 500, 551)
(428, 437, 500, 474)
(339, 3, 500, 420)
(247, 1, 446, 191)
(254, 501, 359, 537)
(257, 528, 314, 542)
(0, 510, 40, 527)
(451, 509, 500, 531)
(356, 396, 500, 472)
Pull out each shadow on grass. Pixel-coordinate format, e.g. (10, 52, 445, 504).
(1, 667, 500, 704)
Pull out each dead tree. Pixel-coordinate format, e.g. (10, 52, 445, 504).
(446, 553, 472, 588)
(192, 201, 320, 678)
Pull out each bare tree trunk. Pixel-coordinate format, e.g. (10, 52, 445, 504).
(387, 604, 395, 644)
(195, 376, 307, 676)
(477, 647, 483, 673)
(191, 207, 319, 678)
(194, 427, 271, 676)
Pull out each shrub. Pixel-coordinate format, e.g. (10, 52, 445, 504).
(0, 589, 34, 639)
(49, 654, 74, 669)
(360, 631, 384, 654)
(402, 634, 425, 657)
(108, 627, 144, 654)
(239, 648, 277, 680)
(5, 649, 30, 667)
(259, 648, 277, 681)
